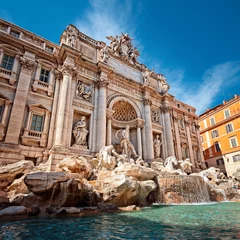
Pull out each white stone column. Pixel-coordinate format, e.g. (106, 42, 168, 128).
(43, 112, 49, 134)
(9, 54, 20, 85)
(47, 72, 60, 149)
(137, 125, 142, 158)
(143, 97, 154, 160)
(173, 113, 182, 160)
(196, 124, 206, 167)
(162, 104, 175, 157)
(107, 117, 112, 146)
(26, 109, 32, 129)
(1, 101, 10, 125)
(5, 55, 37, 144)
(54, 66, 73, 147)
(47, 68, 54, 96)
(0, 49, 4, 65)
(95, 80, 108, 151)
(185, 117, 195, 168)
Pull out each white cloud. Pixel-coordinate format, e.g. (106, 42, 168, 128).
(166, 61, 240, 114)
(0, 10, 14, 23)
(75, 0, 138, 43)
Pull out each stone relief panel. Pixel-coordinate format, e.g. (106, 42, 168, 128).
(151, 109, 160, 124)
(75, 81, 92, 101)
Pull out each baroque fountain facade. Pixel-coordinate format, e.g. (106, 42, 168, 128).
(0, 19, 239, 217)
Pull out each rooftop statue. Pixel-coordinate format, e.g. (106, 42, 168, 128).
(106, 33, 139, 65)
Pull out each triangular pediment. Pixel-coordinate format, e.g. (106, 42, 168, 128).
(28, 104, 50, 112)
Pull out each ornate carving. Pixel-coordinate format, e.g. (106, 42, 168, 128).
(60, 65, 77, 76)
(72, 116, 88, 147)
(96, 80, 109, 88)
(181, 142, 188, 149)
(76, 81, 92, 101)
(106, 33, 139, 65)
(143, 97, 152, 106)
(161, 104, 171, 113)
(157, 74, 170, 95)
(99, 46, 109, 63)
(151, 109, 160, 123)
(143, 68, 154, 85)
(112, 101, 137, 121)
(20, 57, 37, 73)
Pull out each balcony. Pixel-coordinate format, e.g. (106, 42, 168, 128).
(21, 128, 47, 147)
(0, 67, 17, 85)
(32, 79, 53, 96)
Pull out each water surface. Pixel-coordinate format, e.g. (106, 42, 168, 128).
(1, 202, 240, 239)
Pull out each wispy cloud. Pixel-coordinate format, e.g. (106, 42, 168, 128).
(75, 0, 139, 43)
(167, 61, 240, 114)
(0, 10, 14, 23)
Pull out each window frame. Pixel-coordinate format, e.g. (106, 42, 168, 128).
(211, 129, 219, 139)
(225, 123, 234, 134)
(233, 155, 240, 163)
(1, 54, 15, 71)
(216, 158, 224, 165)
(39, 68, 50, 83)
(30, 114, 44, 132)
(214, 141, 221, 152)
(224, 109, 231, 119)
(229, 136, 238, 148)
(210, 116, 215, 126)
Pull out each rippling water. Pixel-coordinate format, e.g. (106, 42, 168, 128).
(1, 202, 240, 239)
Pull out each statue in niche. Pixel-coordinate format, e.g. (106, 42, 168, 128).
(100, 46, 109, 63)
(76, 81, 92, 101)
(143, 68, 154, 85)
(116, 125, 138, 158)
(153, 135, 163, 158)
(72, 116, 88, 147)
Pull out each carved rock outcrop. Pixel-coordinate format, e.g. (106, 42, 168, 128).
(0, 160, 34, 189)
(114, 163, 158, 181)
(56, 156, 92, 179)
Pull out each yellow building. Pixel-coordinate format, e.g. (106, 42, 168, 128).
(199, 95, 240, 176)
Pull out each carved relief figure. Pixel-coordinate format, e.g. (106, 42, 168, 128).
(153, 135, 163, 158)
(73, 116, 88, 147)
(100, 46, 109, 63)
(143, 68, 154, 84)
(116, 125, 138, 158)
(76, 81, 92, 101)
(151, 110, 160, 123)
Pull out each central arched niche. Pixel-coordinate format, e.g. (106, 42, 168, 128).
(110, 100, 138, 154)
(112, 100, 137, 121)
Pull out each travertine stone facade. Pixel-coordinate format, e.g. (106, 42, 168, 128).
(0, 19, 204, 170)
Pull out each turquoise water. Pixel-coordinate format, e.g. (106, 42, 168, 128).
(1, 202, 240, 239)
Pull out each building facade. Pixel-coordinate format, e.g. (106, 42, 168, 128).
(0, 19, 204, 171)
(199, 95, 240, 176)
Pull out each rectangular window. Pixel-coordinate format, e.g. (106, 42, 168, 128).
(45, 45, 53, 53)
(225, 123, 233, 133)
(10, 30, 20, 38)
(211, 130, 219, 138)
(224, 109, 230, 119)
(229, 137, 238, 148)
(210, 117, 215, 126)
(216, 159, 224, 165)
(31, 115, 43, 132)
(1, 54, 14, 70)
(233, 155, 240, 163)
(214, 142, 221, 152)
(39, 68, 50, 83)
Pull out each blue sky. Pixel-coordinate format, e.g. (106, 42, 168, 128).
(1, 0, 240, 114)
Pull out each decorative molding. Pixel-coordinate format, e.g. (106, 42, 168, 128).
(143, 97, 152, 106)
(20, 57, 37, 73)
(96, 80, 109, 88)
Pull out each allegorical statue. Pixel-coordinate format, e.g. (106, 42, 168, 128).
(76, 81, 92, 101)
(153, 135, 162, 158)
(143, 68, 154, 84)
(116, 125, 138, 158)
(73, 116, 88, 147)
(100, 45, 109, 63)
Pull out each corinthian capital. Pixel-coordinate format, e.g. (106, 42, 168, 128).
(96, 79, 109, 87)
(59, 65, 77, 76)
(161, 104, 172, 113)
(143, 97, 152, 106)
(20, 57, 37, 73)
